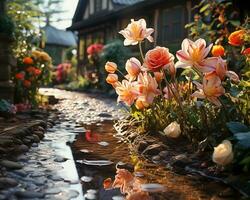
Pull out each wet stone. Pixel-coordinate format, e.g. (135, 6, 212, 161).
(16, 144, 29, 153)
(0, 160, 23, 169)
(159, 150, 169, 158)
(0, 177, 18, 189)
(13, 170, 27, 177)
(48, 175, 64, 181)
(54, 156, 68, 163)
(44, 188, 61, 195)
(98, 113, 112, 118)
(15, 191, 45, 198)
(142, 144, 166, 156)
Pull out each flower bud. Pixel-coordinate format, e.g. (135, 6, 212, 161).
(105, 62, 117, 73)
(211, 45, 225, 57)
(125, 57, 141, 77)
(106, 73, 118, 85)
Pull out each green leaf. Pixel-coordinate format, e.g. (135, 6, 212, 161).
(229, 20, 240, 27)
(226, 121, 249, 134)
(234, 132, 250, 149)
(199, 4, 210, 13)
(229, 86, 241, 97)
(240, 156, 250, 165)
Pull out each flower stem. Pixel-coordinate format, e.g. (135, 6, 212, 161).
(139, 42, 145, 61)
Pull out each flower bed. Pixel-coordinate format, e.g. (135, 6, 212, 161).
(104, 18, 250, 198)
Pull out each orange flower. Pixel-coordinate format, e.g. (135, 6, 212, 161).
(154, 71, 164, 83)
(23, 80, 31, 88)
(144, 46, 174, 72)
(211, 45, 225, 57)
(192, 73, 225, 106)
(137, 73, 160, 104)
(106, 74, 118, 85)
(23, 57, 34, 65)
(15, 72, 25, 80)
(112, 168, 134, 194)
(119, 18, 154, 46)
(228, 30, 245, 46)
(115, 80, 138, 106)
(242, 47, 250, 56)
(105, 62, 117, 73)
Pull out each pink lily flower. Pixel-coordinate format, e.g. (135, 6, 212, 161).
(192, 73, 225, 106)
(119, 19, 154, 46)
(176, 38, 214, 73)
(204, 57, 239, 83)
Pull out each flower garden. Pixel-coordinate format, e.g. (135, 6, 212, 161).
(103, 18, 250, 199)
(0, 0, 250, 199)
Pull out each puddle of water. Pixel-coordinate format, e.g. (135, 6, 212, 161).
(71, 121, 239, 200)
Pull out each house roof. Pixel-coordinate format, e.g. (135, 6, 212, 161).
(68, 0, 165, 31)
(43, 25, 77, 47)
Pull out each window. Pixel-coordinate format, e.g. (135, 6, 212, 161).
(161, 6, 185, 43)
(95, 0, 102, 12)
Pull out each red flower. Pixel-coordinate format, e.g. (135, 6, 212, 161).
(242, 48, 250, 56)
(34, 69, 41, 76)
(23, 80, 31, 88)
(87, 44, 104, 55)
(26, 66, 36, 73)
(15, 72, 25, 80)
(23, 57, 34, 65)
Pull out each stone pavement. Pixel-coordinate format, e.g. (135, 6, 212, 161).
(0, 88, 124, 200)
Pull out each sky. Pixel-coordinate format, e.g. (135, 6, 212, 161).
(52, 0, 79, 30)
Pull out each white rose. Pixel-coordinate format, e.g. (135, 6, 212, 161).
(163, 121, 181, 138)
(212, 140, 234, 166)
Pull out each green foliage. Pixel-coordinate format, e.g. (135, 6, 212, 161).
(99, 39, 131, 91)
(7, 0, 42, 57)
(57, 76, 90, 91)
(185, 0, 246, 73)
(32, 0, 64, 26)
(101, 39, 131, 69)
(0, 15, 14, 36)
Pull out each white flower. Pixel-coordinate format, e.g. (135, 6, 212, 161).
(163, 121, 181, 138)
(212, 140, 234, 166)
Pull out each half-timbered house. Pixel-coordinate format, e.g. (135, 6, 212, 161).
(68, 0, 198, 64)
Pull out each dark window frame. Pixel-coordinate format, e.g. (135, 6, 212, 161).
(94, 0, 102, 12)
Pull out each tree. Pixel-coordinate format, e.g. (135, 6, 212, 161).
(32, 0, 65, 26)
